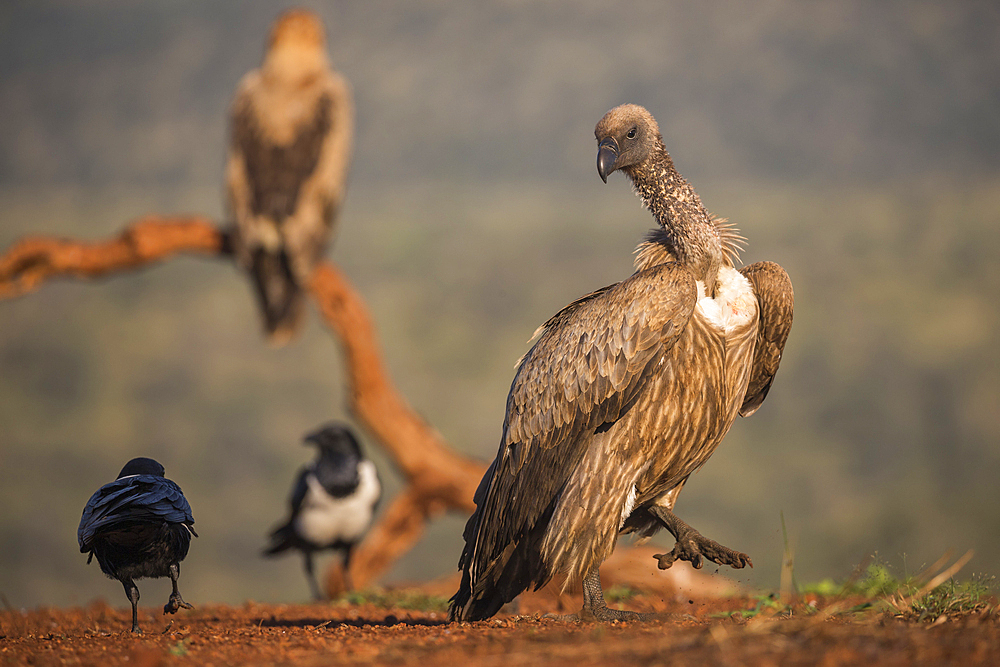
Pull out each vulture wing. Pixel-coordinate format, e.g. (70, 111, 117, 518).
(453, 261, 697, 619)
(738, 261, 794, 417)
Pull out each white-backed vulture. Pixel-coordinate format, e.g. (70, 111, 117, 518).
(227, 9, 353, 344)
(450, 104, 794, 622)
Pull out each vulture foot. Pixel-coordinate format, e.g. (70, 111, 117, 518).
(571, 568, 662, 622)
(650, 506, 752, 570)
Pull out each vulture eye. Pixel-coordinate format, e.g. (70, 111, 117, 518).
(626, 127, 637, 140)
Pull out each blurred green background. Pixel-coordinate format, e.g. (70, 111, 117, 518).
(2, 1, 999, 608)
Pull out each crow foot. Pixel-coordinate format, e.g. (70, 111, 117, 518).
(163, 593, 194, 615)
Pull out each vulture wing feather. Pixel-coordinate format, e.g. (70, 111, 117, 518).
(739, 261, 794, 416)
(455, 262, 697, 617)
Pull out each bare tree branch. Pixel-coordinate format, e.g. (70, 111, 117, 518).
(309, 262, 485, 593)
(0, 216, 485, 596)
(0, 216, 223, 299)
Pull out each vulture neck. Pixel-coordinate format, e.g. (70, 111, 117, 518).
(625, 142, 724, 295)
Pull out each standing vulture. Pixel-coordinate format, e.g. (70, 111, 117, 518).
(450, 104, 794, 622)
(227, 9, 353, 345)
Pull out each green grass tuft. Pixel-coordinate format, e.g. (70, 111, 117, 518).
(604, 585, 639, 603)
(337, 588, 451, 612)
(906, 574, 996, 621)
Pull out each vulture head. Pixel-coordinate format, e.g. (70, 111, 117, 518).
(595, 104, 662, 183)
(268, 9, 326, 51)
(263, 9, 329, 83)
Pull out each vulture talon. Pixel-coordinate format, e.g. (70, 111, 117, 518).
(578, 569, 659, 623)
(650, 505, 752, 570)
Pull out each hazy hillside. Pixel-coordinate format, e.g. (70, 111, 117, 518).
(2, 0, 999, 607)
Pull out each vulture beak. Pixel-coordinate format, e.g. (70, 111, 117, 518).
(597, 137, 619, 183)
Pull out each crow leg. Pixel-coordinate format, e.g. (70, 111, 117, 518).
(341, 546, 355, 593)
(122, 578, 141, 633)
(163, 562, 194, 614)
(303, 551, 324, 601)
(649, 505, 752, 570)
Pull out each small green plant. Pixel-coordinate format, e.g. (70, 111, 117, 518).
(855, 563, 903, 598)
(604, 585, 638, 603)
(906, 573, 996, 621)
(743, 593, 788, 619)
(710, 593, 791, 619)
(800, 552, 994, 621)
(169, 639, 190, 657)
(339, 588, 450, 612)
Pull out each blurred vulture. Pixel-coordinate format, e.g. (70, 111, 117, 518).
(227, 9, 353, 344)
(450, 104, 794, 622)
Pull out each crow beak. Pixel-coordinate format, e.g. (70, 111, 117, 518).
(597, 137, 619, 183)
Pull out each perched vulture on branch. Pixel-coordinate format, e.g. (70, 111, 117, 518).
(450, 104, 794, 622)
(227, 9, 353, 344)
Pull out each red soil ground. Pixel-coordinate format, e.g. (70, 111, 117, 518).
(4, 549, 997, 666)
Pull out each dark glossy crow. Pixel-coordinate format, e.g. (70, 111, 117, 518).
(264, 423, 381, 600)
(78, 457, 197, 633)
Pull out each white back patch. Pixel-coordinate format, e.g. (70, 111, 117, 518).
(696, 267, 756, 333)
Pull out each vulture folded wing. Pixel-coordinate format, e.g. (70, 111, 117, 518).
(739, 261, 794, 417)
(460, 262, 698, 600)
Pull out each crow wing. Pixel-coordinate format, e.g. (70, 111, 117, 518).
(79, 476, 194, 552)
(288, 466, 311, 517)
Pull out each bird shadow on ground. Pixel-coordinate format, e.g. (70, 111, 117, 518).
(256, 615, 450, 629)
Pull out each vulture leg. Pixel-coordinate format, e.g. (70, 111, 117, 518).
(303, 551, 324, 601)
(650, 506, 752, 570)
(579, 569, 657, 622)
(122, 578, 141, 634)
(163, 563, 194, 614)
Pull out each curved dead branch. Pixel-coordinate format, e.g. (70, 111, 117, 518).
(0, 216, 223, 299)
(0, 215, 485, 595)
